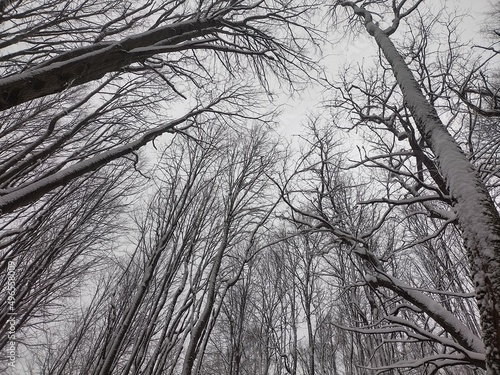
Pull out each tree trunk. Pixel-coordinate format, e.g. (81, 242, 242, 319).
(341, 2, 500, 373)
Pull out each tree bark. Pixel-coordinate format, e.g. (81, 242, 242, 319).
(341, 2, 500, 373)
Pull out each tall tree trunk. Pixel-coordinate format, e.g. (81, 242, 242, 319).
(181, 224, 229, 375)
(341, 2, 500, 373)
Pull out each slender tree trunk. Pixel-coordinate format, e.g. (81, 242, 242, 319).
(341, 2, 500, 373)
(303, 270, 315, 375)
(181, 223, 229, 375)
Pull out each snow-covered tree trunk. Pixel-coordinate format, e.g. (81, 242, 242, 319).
(340, 2, 500, 373)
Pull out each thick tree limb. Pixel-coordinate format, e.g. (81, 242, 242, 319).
(0, 105, 210, 214)
(0, 17, 223, 111)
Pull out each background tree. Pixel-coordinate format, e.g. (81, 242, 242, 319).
(12, 121, 282, 375)
(277, 118, 487, 373)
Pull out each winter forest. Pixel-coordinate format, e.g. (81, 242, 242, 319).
(2, 0, 500, 374)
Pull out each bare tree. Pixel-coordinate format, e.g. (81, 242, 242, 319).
(0, 1, 317, 373)
(17, 121, 283, 375)
(0, 158, 138, 372)
(325, 1, 500, 373)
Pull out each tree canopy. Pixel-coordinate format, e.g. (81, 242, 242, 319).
(1, 1, 500, 374)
